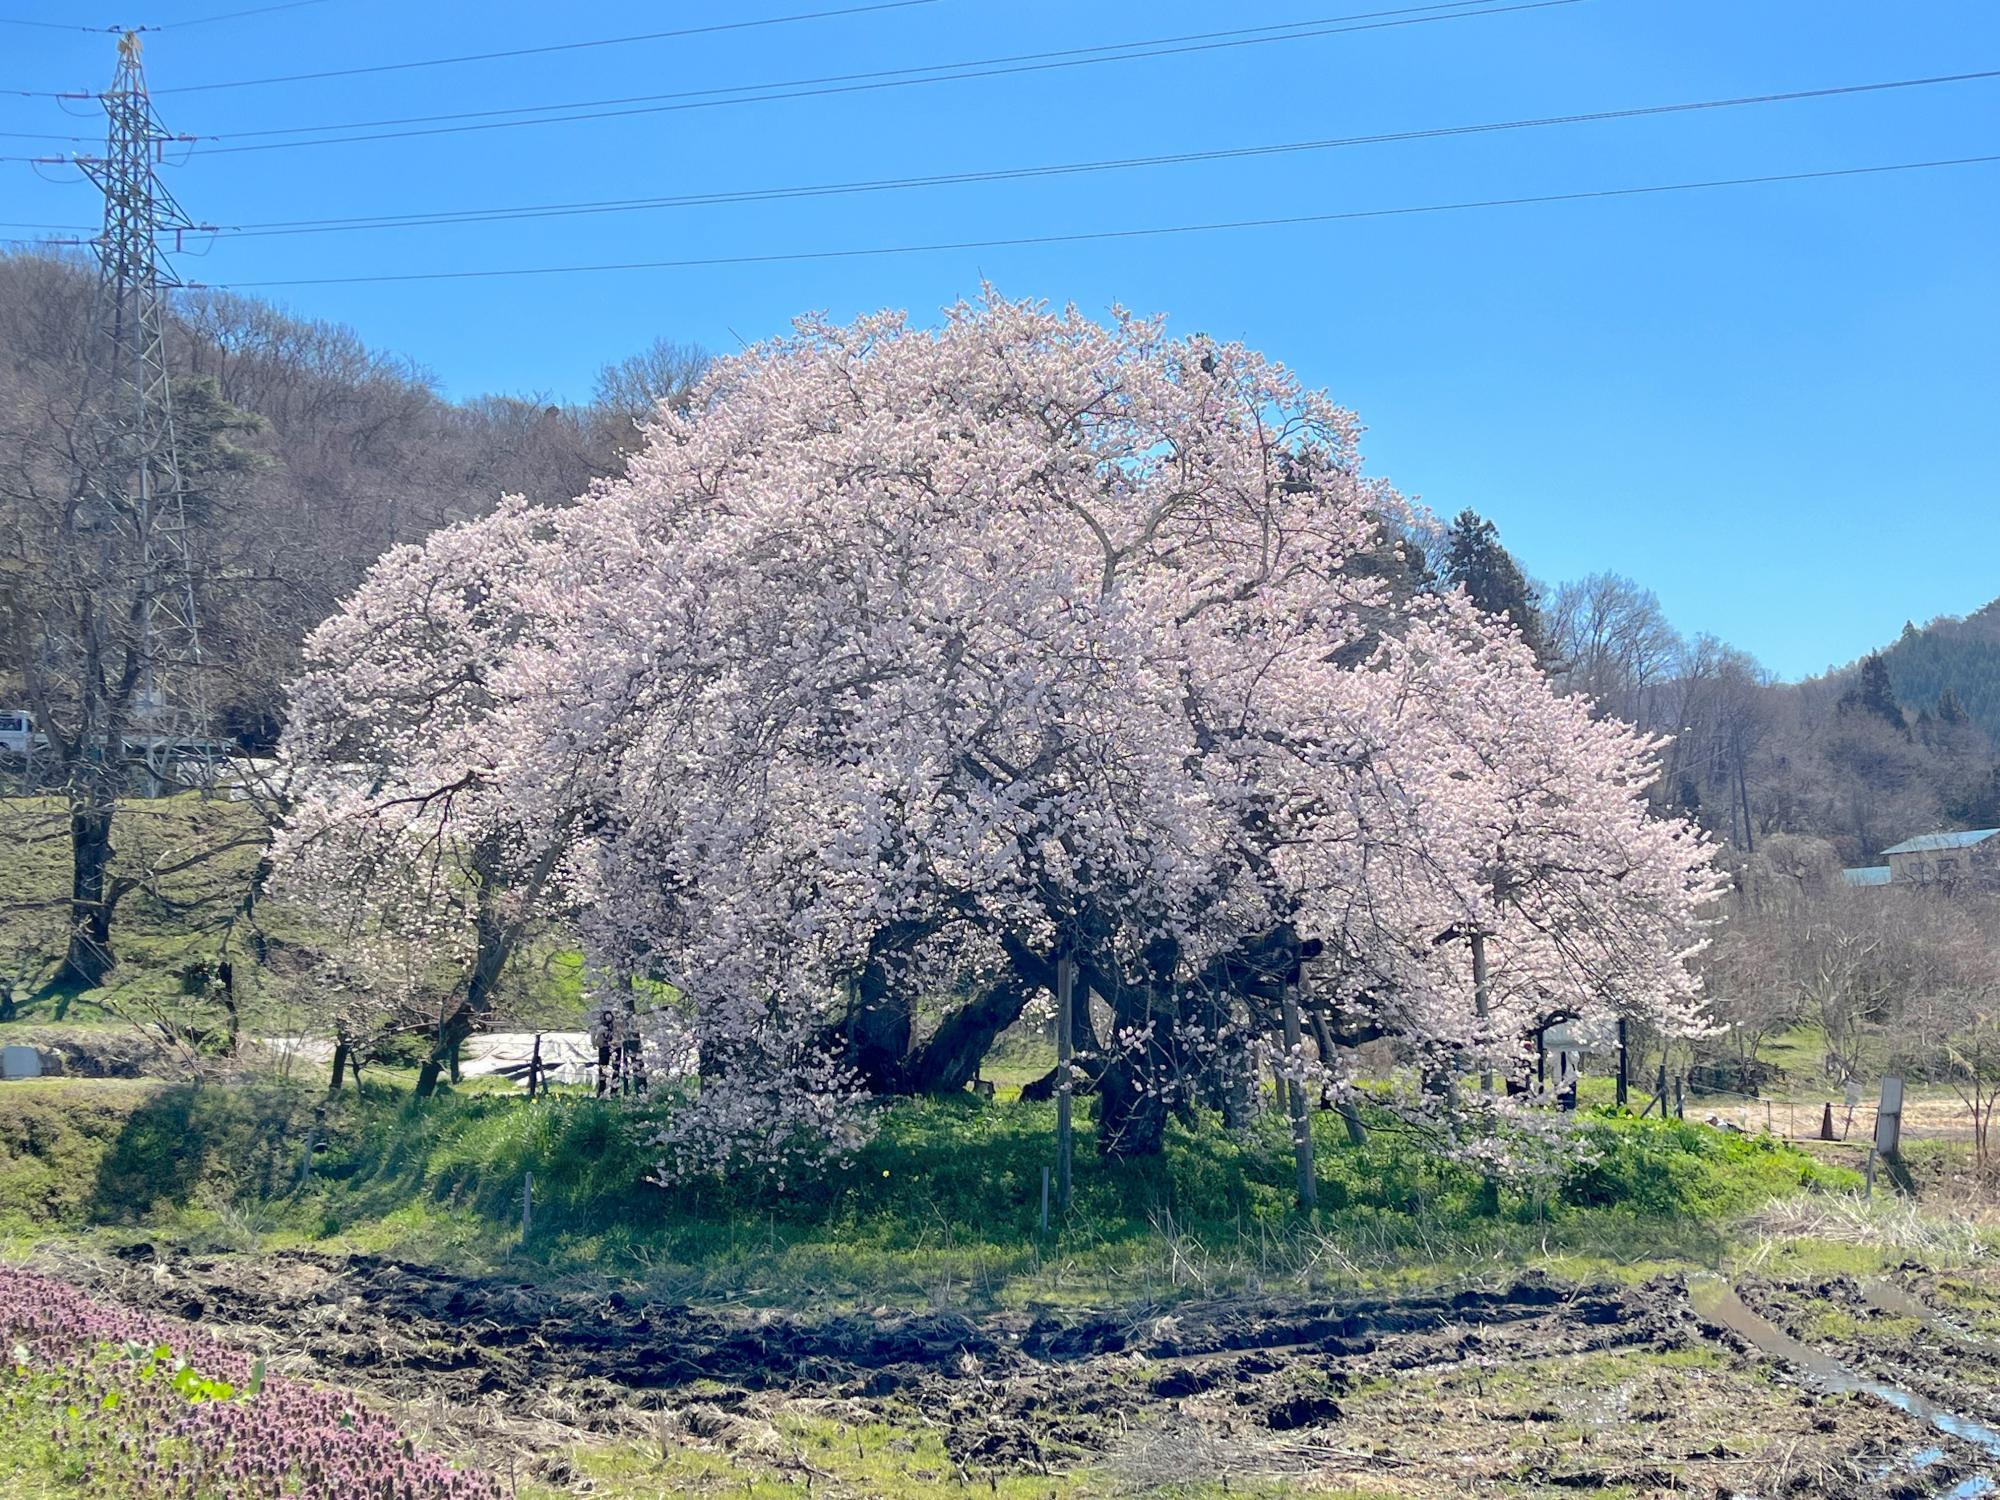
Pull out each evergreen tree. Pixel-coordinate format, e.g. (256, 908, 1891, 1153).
(1876, 599, 2000, 742)
(1938, 686, 1970, 725)
(1839, 653, 1906, 734)
(1442, 508, 1547, 663)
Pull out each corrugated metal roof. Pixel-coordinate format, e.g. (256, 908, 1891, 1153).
(1880, 829, 2000, 856)
(1841, 866, 1893, 887)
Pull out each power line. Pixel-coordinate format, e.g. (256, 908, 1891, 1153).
(0, 15, 131, 30)
(0, 0, 329, 32)
(177, 153, 2000, 289)
(164, 1, 337, 28)
(12, 67, 1975, 242)
(181, 1, 1568, 154)
(154, 0, 943, 93)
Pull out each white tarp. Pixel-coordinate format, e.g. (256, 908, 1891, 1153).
(455, 1032, 598, 1086)
(258, 1031, 598, 1088)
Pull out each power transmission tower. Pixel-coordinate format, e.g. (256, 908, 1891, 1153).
(73, 30, 208, 754)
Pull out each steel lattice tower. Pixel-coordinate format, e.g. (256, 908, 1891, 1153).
(75, 30, 204, 735)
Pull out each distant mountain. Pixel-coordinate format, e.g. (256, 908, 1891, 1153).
(1880, 599, 2000, 740)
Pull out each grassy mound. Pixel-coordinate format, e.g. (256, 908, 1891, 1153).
(0, 1076, 1857, 1305)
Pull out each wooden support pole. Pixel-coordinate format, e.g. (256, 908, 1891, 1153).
(1616, 1018, 1629, 1108)
(1337, 1097, 1369, 1147)
(1280, 980, 1317, 1211)
(1470, 931, 1492, 1093)
(1055, 955, 1075, 1216)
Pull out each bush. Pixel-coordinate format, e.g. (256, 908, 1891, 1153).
(1560, 1111, 1854, 1216)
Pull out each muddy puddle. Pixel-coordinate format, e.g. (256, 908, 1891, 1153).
(56, 1245, 1997, 1496)
(1694, 1275, 2000, 1499)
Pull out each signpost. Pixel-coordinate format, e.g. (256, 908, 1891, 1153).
(1540, 1022, 1591, 1111)
(1873, 1076, 1904, 1156)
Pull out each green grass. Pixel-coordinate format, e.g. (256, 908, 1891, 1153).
(0, 795, 266, 1001)
(0, 793, 590, 1041)
(0, 1074, 1863, 1309)
(0, 1423, 69, 1500)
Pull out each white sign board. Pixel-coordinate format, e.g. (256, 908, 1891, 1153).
(1542, 1023, 1613, 1056)
(1, 1045, 43, 1080)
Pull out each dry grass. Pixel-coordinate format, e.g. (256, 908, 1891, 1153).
(1737, 1193, 1995, 1269)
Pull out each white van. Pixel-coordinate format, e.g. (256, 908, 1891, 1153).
(0, 709, 38, 758)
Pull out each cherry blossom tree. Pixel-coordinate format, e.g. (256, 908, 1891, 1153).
(279, 292, 1721, 1174)
(275, 501, 594, 1095)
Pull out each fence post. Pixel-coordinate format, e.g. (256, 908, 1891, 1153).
(293, 1122, 319, 1193)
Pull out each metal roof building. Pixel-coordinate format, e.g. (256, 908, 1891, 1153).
(1841, 866, 1892, 887)
(1878, 827, 2000, 885)
(1879, 829, 2000, 855)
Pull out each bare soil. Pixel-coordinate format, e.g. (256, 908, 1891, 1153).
(1738, 1266, 2000, 1430)
(51, 1243, 1996, 1497)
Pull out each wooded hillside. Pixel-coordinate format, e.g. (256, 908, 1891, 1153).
(1881, 601, 2000, 743)
(0, 249, 705, 750)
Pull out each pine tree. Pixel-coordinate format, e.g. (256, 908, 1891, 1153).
(1938, 687, 1969, 725)
(1442, 509, 1547, 664)
(1839, 653, 1906, 733)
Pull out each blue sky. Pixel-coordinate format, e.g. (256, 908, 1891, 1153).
(5, 0, 1995, 679)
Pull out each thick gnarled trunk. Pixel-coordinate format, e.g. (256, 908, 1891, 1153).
(59, 796, 117, 989)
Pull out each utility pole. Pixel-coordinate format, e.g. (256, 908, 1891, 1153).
(70, 31, 209, 757)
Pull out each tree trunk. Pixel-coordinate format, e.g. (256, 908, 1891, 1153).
(844, 954, 914, 1093)
(59, 796, 117, 989)
(1095, 956, 1176, 1160)
(414, 846, 523, 1099)
(902, 978, 1033, 1094)
(329, 1040, 349, 1092)
(619, 976, 648, 1093)
(216, 958, 239, 1055)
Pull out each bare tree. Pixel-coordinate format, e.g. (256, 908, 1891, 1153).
(588, 337, 711, 467)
